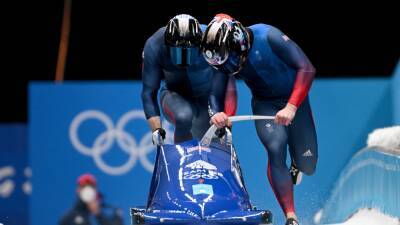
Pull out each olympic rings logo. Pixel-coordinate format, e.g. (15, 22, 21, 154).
(69, 110, 173, 175)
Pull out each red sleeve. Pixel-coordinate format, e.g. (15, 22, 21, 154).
(224, 76, 238, 116)
(288, 70, 315, 107)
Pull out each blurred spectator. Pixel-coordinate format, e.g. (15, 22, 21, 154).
(59, 173, 124, 225)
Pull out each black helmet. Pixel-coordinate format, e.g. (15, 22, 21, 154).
(165, 14, 202, 66)
(201, 14, 251, 75)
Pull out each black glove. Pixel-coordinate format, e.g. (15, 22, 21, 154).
(152, 128, 166, 146)
(215, 126, 232, 138)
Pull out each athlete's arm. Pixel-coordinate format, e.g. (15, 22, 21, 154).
(209, 70, 231, 128)
(224, 76, 238, 117)
(268, 27, 316, 108)
(141, 39, 163, 131)
(267, 27, 315, 125)
(147, 116, 162, 132)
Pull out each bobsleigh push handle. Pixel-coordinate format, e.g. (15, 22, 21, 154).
(200, 115, 275, 146)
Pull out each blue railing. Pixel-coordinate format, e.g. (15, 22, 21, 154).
(317, 147, 400, 224)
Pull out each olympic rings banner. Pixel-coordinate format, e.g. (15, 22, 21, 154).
(29, 82, 173, 225)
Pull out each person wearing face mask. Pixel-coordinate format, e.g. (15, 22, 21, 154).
(59, 174, 123, 225)
(201, 14, 318, 225)
(141, 14, 237, 145)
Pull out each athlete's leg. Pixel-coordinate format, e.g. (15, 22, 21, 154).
(252, 98, 295, 216)
(160, 90, 194, 143)
(288, 97, 318, 175)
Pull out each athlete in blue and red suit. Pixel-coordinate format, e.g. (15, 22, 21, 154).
(201, 14, 318, 225)
(141, 14, 237, 145)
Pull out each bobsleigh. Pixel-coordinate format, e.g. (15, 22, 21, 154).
(131, 115, 274, 225)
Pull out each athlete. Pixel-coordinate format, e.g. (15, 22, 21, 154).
(201, 14, 318, 225)
(141, 14, 236, 145)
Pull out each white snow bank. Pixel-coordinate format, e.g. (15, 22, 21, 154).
(326, 208, 399, 225)
(367, 126, 400, 151)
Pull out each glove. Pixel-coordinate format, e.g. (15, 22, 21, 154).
(152, 128, 166, 146)
(215, 126, 232, 145)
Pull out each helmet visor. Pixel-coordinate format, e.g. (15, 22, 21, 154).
(169, 46, 198, 66)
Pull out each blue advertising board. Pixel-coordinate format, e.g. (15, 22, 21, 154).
(29, 78, 393, 225)
(0, 124, 29, 225)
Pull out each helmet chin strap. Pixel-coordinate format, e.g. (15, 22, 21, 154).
(223, 27, 251, 76)
(220, 53, 248, 76)
(245, 28, 254, 49)
(233, 55, 248, 76)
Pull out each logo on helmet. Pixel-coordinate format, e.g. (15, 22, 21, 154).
(205, 50, 213, 59)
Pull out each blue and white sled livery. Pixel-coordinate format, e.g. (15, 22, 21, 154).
(131, 115, 275, 225)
